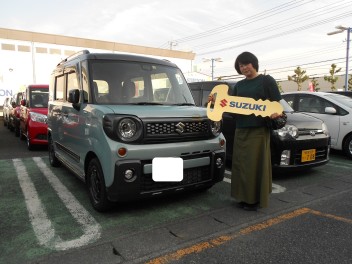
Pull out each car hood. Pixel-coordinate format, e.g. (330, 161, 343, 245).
(29, 108, 48, 115)
(95, 105, 207, 119)
(285, 111, 323, 129)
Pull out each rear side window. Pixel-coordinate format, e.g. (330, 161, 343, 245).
(55, 76, 64, 100)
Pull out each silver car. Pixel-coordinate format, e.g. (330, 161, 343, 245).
(282, 91, 352, 159)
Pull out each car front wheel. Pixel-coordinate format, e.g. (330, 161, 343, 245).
(343, 134, 352, 159)
(87, 158, 110, 212)
(48, 135, 60, 167)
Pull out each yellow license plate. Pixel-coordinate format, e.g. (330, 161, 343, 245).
(301, 149, 316, 162)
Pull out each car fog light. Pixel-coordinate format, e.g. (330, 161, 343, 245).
(280, 150, 291, 166)
(216, 157, 223, 168)
(124, 169, 136, 182)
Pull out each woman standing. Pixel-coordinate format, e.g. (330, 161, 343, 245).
(231, 52, 282, 211)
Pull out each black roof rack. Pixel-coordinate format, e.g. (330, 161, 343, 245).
(57, 50, 90, 66)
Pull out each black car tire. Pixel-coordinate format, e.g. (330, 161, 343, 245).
(48, 135, 61, 167)
(26, 130, 33, 150)
(343, 134, 352, 159)
(87, 158, 111, 212)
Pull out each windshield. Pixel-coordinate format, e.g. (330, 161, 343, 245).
(90, 61, 194, 105)
(30, 88, 49, 108)
(324, 93, 352, 108)
(280, 98, 294, 112)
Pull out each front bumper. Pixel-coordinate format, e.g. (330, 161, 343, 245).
(28, 121, 48, 145)
(106, 150, 225, 201)
(271, 136, 330, 172)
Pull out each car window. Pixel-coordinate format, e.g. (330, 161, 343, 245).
(325, 93, 352, 108)
(280, 99, 294, 112)
(293, 94, 338, 114)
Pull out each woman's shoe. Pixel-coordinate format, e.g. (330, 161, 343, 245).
(237, 202, 246, 208)
(243, 203, 258, 211)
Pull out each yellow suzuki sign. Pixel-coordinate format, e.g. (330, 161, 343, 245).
(206, 84, 283, 121)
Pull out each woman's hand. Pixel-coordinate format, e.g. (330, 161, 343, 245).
(270, 112, 282, 119)
(207, 94, 215, 104)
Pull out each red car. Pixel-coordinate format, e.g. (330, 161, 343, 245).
(19, 84, 49, 150)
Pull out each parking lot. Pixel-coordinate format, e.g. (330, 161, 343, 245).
(1, 118, 352, 264)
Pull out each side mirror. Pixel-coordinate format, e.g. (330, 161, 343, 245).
(325, 107, 336, 114)
(20, 99, 26, 106)
(68, 89, 80, 104)
(68, 89, 80, 111)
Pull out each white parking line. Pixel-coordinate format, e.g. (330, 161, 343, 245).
(14, 158, 101, 250)
(223, 169, 286, 193)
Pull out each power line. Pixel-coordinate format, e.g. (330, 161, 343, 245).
(173, 0, 312, 43)
(198, 10, 351, 55)
(192, 1, 350, 50)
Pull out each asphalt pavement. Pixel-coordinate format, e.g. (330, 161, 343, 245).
(1, 117, 352, 264)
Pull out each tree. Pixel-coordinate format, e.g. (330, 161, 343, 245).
(311, 77, 320, 92)
(347, 75, 352, 91)
(287, 67, 309, 91)
(324, 64, 341, 91)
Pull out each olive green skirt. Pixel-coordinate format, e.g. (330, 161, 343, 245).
(231, 127, 272, 208)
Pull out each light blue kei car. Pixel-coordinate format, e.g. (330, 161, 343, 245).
(47, 50, 226, 211)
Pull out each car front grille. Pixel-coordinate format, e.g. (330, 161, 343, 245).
(298, 129, 325, 136)
(146, 121, 209, 135)
(142, 118, 213, 143)
(36, 134, 48, 140)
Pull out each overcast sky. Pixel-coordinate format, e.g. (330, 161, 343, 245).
(0, 0, 351, 80)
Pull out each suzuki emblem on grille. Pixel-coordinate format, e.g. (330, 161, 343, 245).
(175, 122, 185, 134)
(310, 131, 316, 136)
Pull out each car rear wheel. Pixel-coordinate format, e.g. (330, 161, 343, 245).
(343, 134, 352, 159)
(87, 158, 110, 212)
(48, 135, 60, 167)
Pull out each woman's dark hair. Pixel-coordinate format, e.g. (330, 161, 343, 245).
(234, 52, 259, 74)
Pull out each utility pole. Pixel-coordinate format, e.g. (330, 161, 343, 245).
(327, 25, 351, 91)
(203, 58, 222, 80)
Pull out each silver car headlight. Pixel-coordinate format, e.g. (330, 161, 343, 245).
(322, 122, 329, 136)
(117, 118, 139, 141)
(275, 125, 299, 138)
(211, 121, 221, 136)
(30, 112, 47, 124)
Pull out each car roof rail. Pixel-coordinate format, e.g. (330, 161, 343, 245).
(57, 50, 90, 66)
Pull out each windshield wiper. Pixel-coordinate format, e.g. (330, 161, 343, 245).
(173, 103, 195, 106)
(132, 102, 164, 105)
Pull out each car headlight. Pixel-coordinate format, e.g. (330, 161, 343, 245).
(275, 125, 299, 138)
(211, 121, 221, 136)
(322, 122, 329, 136)
(30, 112, 47, 124)
(117, 118, 142, 142)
